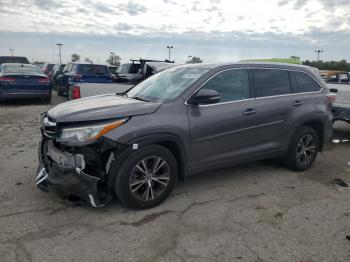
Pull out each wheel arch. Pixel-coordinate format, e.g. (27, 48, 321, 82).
(292, 118, 326, 151)
(107, 133, 188, 189)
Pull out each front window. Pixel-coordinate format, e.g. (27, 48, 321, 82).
(127, 67, 209, 102)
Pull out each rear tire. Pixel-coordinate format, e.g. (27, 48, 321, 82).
(114, 145, 178, 209)
(283, 126, 319, 171)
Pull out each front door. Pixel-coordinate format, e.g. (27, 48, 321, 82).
(188, 68, 258, 170)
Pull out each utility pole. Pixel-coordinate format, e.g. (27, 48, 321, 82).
(167, 45, 173, 61)
(57, 43, 63, 63)
(10, 48, 14, 56)
(315, 50, 324, 62)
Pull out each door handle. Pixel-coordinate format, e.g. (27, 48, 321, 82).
(242, 108, 257, 116)
(293, 101, 304, 107)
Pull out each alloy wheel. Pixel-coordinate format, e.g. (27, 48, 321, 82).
(296, 134, 316, 166)
(129, 156, 170, 201)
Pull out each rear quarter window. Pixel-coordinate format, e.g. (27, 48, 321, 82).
(253, 69, 291, 97)
(292, 71, 321, 93)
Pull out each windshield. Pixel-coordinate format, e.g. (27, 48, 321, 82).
(4, 65, 42, 74)
(127, 67, 209, 102)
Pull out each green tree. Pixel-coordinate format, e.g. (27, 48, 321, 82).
(71, 53, 80, 62)
(106, 53, 121, 66)
(302, 59, 350, 71)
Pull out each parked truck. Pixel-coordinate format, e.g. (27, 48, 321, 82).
(323, 71, 350, 124)
(68, 59, 175, 100)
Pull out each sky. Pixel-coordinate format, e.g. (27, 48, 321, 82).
(0, 0, 349, 64)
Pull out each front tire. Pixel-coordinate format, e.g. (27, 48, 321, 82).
(284, 126, 319, 171)
(114, 145, 178, 209)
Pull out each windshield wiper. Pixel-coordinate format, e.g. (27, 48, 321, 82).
(131, 96, 149, 102)
(115, 85, 136, 96)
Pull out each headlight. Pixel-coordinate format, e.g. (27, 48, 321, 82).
(57, 118, 128, 145)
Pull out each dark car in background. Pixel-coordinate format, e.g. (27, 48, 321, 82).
(0, 63, 52, 102)
(0, 56, 30, 65)
(36, 62, 334, 209)
(49, 63, 66, 90)
(56, 63, 113, 98)
(108, 66, 118, 75)
(42, 63, 55, 75)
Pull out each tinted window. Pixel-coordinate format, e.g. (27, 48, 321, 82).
(77, 64, 109, 75)
(253, 69, 291, 97)
(293, 71, 321, 92)
(0, 56, 29, 64)
(129, 64, 142, 74)
(200, 69, 250, 103)
(4, 65, 42, 74)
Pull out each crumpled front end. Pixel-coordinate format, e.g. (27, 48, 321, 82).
(36, 118, 124, 207)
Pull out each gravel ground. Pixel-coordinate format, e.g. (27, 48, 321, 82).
(0, 93, 350, 262)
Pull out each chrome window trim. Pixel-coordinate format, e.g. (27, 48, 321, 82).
(184, 67, 324, 106)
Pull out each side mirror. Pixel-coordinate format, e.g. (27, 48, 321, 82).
(190, 89, 220, 105)
(329, 88, 338, 93)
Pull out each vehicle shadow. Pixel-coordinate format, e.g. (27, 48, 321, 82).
(0, 98, 50, 106)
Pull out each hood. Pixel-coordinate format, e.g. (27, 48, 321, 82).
(48, 94, 161, 123)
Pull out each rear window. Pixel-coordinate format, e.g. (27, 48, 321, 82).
(253, 69, 291, 97)
(292, 71, 321, 93)
(77, 64, 109, 75)
(129, 64, 142, 74)
(0, 56, 29, 64)
(4, 65, 42, 74)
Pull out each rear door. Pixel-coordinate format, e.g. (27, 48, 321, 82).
(252, 68, 306, 157)
(188, 68, 258, 169)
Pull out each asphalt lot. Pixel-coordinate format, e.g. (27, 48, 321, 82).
(0, 93, 350, 262)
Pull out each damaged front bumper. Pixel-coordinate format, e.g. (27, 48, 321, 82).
(36, 138, 118, 207)
(332, 106, 350, 122)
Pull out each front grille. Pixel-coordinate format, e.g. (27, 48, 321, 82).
(41, 113, 57, 138)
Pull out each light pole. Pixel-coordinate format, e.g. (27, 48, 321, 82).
(10, 48, 14, 57)
(57, 43, 63, 63)
(167, 45, 173, 61)
(315, 50, 324, 62)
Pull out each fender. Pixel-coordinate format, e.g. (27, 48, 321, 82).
(107, 132, 189, 189)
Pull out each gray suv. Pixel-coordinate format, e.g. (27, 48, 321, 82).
(37, 62, 334, 209)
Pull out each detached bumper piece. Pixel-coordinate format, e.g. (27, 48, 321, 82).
(332, 106, 350, 122)
(37, 139, 114, 207)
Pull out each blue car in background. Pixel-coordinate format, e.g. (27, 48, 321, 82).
(0, 63, 52, 102)
(56, 63, 114, 98)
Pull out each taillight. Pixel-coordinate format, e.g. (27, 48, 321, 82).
(326, 93, 336, 103)
(38, 77, 50, 83)
(73, 74, 82, 81)
(0, 77, 16, 83)
(72, 85, 81, 99)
